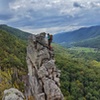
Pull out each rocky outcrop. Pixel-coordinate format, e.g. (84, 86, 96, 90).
(2, 88, 25, 100)
(26, 32, 64, 100)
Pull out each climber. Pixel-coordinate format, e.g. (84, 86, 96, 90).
(47, 33, 53, 50)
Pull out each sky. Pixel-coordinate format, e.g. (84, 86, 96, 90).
(0, 0, 100, 34)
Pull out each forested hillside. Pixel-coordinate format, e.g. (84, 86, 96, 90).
(0, 27, 100, 100)
(0, 24, 30, 40)
(0, 30, 27, 69)
(0, 30, 27, 99)
(73, 36, 100, 49)
(53, 25, 100, 48)
(53, 44, 100, 100)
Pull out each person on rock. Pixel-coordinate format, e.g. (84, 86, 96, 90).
(47, 33, 53, 50)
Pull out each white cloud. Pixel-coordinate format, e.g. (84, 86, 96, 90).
(19, 23, 84, 35)
(9, 0, 100, 18)
(0, 0, 100, 33)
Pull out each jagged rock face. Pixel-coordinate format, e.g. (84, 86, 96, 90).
(26, 32, 64, 100)
(2, 88, 25, 100)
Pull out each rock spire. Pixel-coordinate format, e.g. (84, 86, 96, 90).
(26, 32, 64, 100)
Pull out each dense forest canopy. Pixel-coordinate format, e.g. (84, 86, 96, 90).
(0, 25, 100, 100)
(53, 44, 100, 100)
(0, 30, 27, 69)
(0, 29, 27, 99)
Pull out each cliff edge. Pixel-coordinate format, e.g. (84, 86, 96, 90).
(26, 32, 64, 100)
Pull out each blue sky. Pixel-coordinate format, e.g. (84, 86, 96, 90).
(0, 0, 100, 34)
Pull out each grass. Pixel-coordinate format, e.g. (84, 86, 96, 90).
(68, 47, 96, 53)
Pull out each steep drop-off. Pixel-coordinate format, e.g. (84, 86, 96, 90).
(26, 32, 64, 100)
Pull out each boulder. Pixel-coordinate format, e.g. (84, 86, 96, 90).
(2, 88, 25, 100)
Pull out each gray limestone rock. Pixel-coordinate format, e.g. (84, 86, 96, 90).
(2, 88, 25, 100)
(26, 33, 64, 100)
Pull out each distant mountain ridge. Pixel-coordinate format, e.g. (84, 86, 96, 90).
(53, 25, 100, 48)
(0, 24, 31, 40)
(74, 36, 100, 49)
